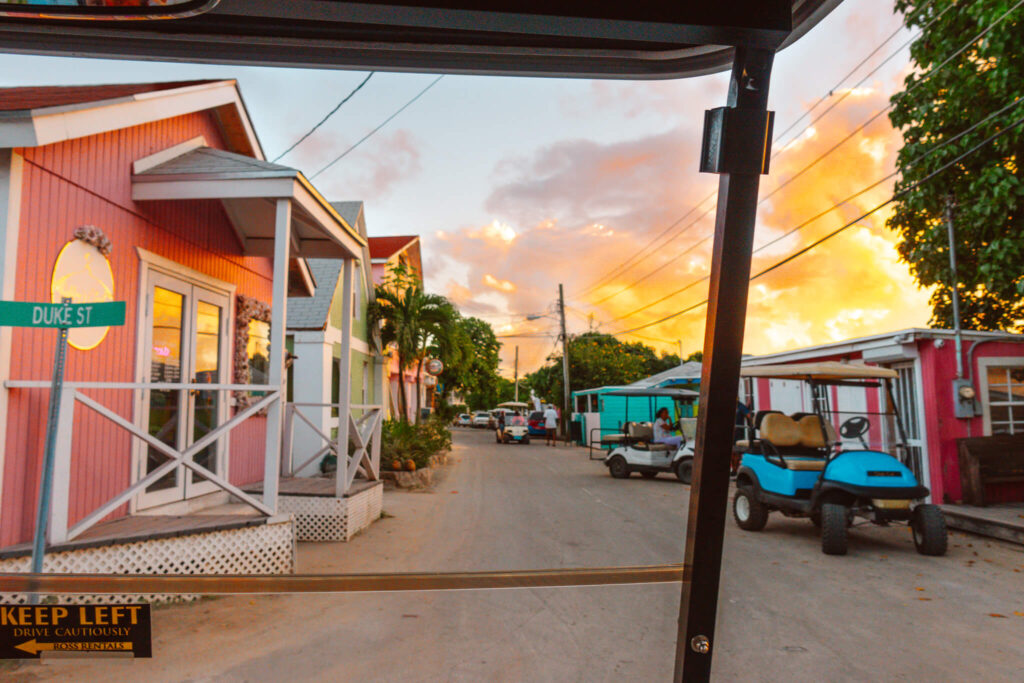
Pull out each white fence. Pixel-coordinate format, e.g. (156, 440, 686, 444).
(5, 380, 281, 544)
(282, 402, 383, 496)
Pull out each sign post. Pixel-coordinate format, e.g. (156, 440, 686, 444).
(0, 298, 125, 601)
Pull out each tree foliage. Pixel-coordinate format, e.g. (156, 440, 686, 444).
(368, 263, 457, 422)
(525, 333, 683, 406)
(888, 0, 1024, 330)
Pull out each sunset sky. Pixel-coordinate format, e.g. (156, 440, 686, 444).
(0, 1, 933, 377)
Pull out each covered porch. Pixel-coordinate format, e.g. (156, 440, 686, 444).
(1, 141, 366, 585)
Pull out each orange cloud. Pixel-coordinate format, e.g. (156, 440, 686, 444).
(483, 274, 516, 293)
(427, 86, 931, 374)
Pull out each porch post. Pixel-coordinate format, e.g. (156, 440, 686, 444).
(0, 150, 24, 521)
(263, 198, 291, 512)
(674, 46, 775, 682)
(335, 258, 354, 498)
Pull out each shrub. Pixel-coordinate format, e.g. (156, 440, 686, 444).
(381, 417, 452, 469)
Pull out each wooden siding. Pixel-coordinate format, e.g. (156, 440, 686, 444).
(2, 111, 274, 547)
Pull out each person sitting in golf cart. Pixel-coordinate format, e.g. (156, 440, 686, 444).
(653, 407, 683, 450)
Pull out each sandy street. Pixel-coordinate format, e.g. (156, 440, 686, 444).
(8, 428, 1024, 682)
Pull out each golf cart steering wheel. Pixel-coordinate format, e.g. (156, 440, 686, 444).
(839, 416, 870, 440)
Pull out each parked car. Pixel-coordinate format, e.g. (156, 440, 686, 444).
(455, 413, 472, 427)
(472, 411, 491, 428)
(487, 408, 516, 430)
(527, 410, 546, 436)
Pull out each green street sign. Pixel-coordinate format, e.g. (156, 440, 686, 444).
(0, 301, 126, 328)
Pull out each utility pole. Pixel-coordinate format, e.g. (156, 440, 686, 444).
(558, 284, 570, 443)
(945, 197, 964, 379)
(513, 346, 519, 402)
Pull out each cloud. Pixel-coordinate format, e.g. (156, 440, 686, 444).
(426, 85, 932, 374)
(483, 274, 516, 292)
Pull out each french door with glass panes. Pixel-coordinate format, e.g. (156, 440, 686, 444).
(138, 270, 231, 509)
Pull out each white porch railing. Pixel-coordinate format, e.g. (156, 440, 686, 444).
(5, 380, 281, 544)
(281, 402, 383, 496)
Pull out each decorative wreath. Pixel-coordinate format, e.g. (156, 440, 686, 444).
(234, 294, 272, 409)
(73, 225, 112, 256)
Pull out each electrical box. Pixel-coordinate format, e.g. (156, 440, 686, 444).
(952, 378, 981, 419)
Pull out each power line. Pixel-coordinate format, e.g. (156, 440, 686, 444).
(570, 11, 929, 300)
(573, 0, 1002, 307)
(272, 72, 374, 163)
(607, 109, 1024, 338)
(605, 94, 1024, 325)
(309, 75, 444, 180)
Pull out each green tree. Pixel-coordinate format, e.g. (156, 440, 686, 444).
(369, 264, 458, 423)
(525, 333, 668, 406)
(436, 315, 503, 405)
(888, 0, 1024, 330)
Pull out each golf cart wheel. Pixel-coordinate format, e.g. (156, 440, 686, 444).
(820, 503, 849, 555)
(809, 511, 822, 528)
(502, 434, 510, 444)
(641, 471, 657, 479)
(911, 504, 948, 556)
(674, 458, 693, 485)
(522, 436, 530, 445)
(608, 456, 630, 479)
(733, 487, 768, 531)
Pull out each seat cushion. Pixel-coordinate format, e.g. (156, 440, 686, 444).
(784, 458, 826, 471)
(760, 413, 801, 447)
(647, 443, 671, 451)
(602, 434, 625, 443)
(797, 415, 838, 448)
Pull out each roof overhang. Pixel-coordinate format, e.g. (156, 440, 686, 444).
(0, 0, 843, 79)
(0, 79, 263, 156)
(132, 153, 366, 260)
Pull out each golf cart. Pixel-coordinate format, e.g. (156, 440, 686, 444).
(495, 401, 531, 444)
(732, 362, 947, 556)
(602, 387, 699, 483)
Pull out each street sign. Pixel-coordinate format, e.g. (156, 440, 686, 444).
(0, 301, 125, 328)
(0, 603, 152, 659)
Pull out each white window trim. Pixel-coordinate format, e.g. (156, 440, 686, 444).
(977, 356, 1024, 436)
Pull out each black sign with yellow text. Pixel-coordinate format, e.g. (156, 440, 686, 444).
(0, 604, 151, 659)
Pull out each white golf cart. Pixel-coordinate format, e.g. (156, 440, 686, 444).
(601, 387, 699, 483)
(494, 401, 531, 444)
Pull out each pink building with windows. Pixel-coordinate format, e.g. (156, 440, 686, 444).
(0, 80, 366, 580)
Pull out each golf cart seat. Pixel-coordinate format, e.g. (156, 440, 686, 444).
(754, 413, 830, 467)
(601, 433, 626, 445)
(625, 422, 672, 450)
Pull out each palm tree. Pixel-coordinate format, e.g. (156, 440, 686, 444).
(369, 266, 456, 423)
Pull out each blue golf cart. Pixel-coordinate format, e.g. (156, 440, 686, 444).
(732, 362, 947, 556)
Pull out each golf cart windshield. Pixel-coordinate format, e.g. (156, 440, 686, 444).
(509, 416, 527, 426)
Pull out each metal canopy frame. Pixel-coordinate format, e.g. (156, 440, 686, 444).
(0, 1, 844, 680)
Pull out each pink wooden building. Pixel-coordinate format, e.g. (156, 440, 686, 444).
(742, 328, 1024, 507)
(0, 80, 365, 581)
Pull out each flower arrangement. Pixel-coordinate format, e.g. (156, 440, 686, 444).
(73, 225, 112, 255)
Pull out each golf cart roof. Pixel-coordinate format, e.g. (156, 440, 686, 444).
(740, 362, 898, 381)
(497, 401, 530, 408)
(603, 387, 700, 399)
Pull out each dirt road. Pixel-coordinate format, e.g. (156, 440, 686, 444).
(11, 429, 1024, 681)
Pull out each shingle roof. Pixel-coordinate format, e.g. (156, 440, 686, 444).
(629, 361, 703, 388)
(368, 235, 418, 260)
(135, 146, 295, 179)
(331, 201, 363, 230)
(0, 80, 222, 113)
(287, 259, 343, 330)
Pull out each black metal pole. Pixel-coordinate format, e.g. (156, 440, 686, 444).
(675, 46, 775, 682)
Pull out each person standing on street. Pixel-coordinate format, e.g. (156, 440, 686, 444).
(543, 404, 559, 446)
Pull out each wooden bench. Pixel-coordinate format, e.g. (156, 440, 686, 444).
(958, 434, 1024, 506)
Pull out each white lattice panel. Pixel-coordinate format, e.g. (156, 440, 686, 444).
(0, 519, 294, 605)
(280, 483, 383, 542)
(347, 484, 383, 540)
(280, 495, 349, 542)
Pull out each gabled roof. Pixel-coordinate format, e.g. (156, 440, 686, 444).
(332, 201, 364, 235)
(287, 259, 344, 331)
(135, 146, 295, 180)
(629, 361, 703, 388)
(368, 235, 419, 260)
(0, 79, 263, 158)
(0, 80, 221, 112)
